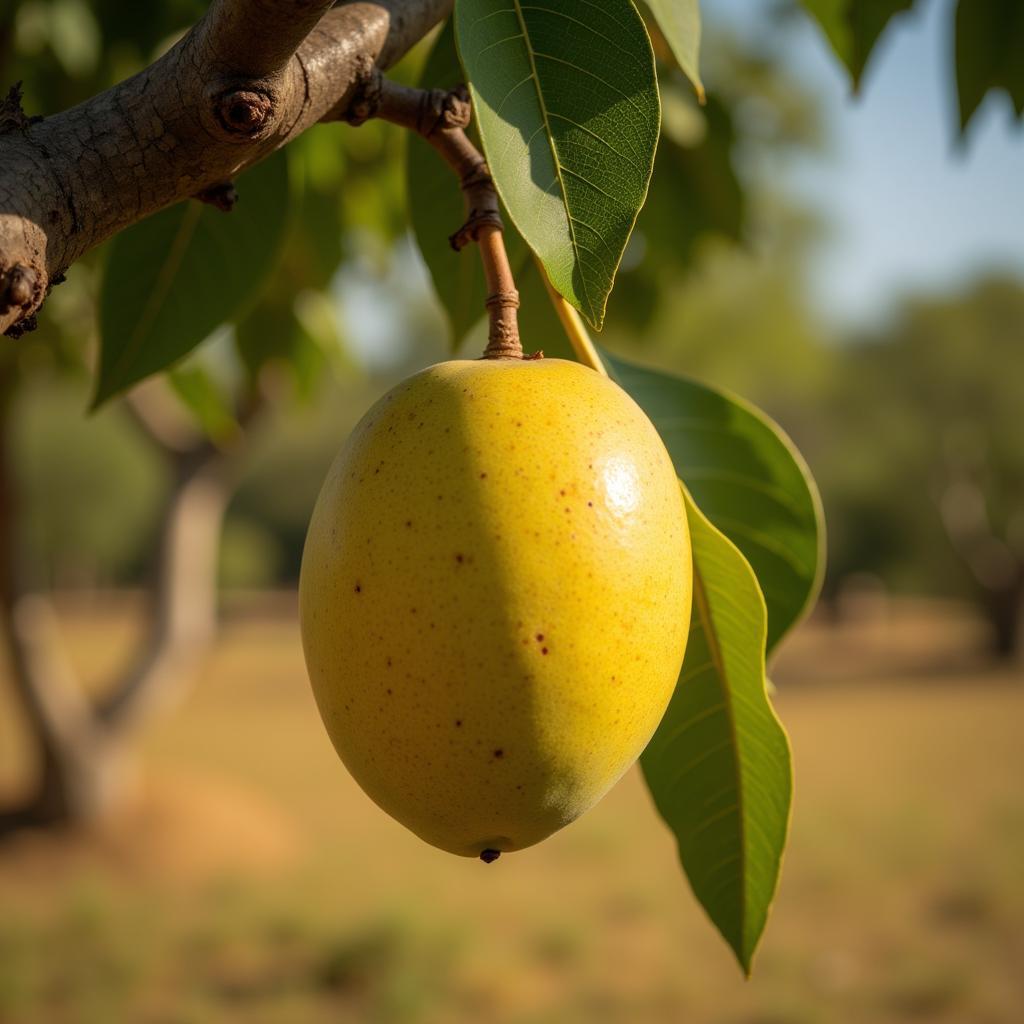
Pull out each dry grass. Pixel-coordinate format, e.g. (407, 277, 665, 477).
(0, 596, 1021, 1023)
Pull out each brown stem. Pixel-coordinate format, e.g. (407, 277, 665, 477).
(350, 73, 521, 359)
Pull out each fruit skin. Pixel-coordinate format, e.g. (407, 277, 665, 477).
(299, 357, 691, 857)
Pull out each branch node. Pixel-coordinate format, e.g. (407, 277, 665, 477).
(213, 86, 276, 140)
(0, 264, 39, 311)
(482, 289, 521, 359)
(345, 57, 384, 126)
(417, 85, 471, 137)
(449, 208, 503, 252)
(195, 181, 239, 212)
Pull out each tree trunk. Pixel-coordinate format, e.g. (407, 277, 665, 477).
(0, 367, 239, 834)
(982, 570, 1024, 661)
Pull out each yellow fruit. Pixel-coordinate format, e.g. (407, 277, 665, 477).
(299, 357, 691, 859)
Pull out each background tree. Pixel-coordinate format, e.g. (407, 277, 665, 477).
(822, 277, 1024, 658)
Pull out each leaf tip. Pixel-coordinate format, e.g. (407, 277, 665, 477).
(88, 380, 113, 414)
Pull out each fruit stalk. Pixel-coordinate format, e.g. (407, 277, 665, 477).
(348, 71, 521, 359)
(536, 258, 608, 376)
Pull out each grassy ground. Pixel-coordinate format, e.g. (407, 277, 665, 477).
(0, 596, 1021, 1023)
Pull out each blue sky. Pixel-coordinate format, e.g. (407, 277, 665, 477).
(713, 0, 1024, 327)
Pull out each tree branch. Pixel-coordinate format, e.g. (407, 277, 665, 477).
(205, 0, 341, 79)
(0, 0, 453, 336)
(353, 74, 522, 357)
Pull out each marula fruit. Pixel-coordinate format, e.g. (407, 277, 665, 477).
(300, 357, 691, 859)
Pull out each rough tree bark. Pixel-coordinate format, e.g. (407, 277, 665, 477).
(0, 0, 452, 336)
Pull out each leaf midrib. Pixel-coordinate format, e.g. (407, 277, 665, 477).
(690, 511, 750, 967)
(508, 0, 594, 320)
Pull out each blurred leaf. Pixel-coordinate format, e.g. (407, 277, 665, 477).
(641, 489, 792, 975)
(799, 0, 914, 88)
(45, 0, 100, 76)
(455, 0, 660, 329)
(606, 262, 662, 332)
(955, 0, 1024, 132)
(293, 188, 346, 291)
(89, 0, 205, 56)
(96, 151, 291, 406)
(287, 129, 347, 289)
(168, 365, 239, 444)
(645, 0, 704, 99)
(235, 296, 334, 402)
(637, 91, 743, 271)
(606, 351, 822, 651)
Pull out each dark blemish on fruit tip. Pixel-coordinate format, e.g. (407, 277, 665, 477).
(480, 849, 501, 864)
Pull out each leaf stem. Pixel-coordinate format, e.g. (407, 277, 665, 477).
(350, 71, 521, 359)
(536, 258, 607, 377)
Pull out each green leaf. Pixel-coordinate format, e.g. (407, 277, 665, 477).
(605, 351, 822, 652)
(645, 0, 704, 100)
(641, 489, 792, 974)
(955, 0, 1024, 132)
(95, 151, 291, 406)
(799, 0, 914, 88)
(235, 295, 334, 402)
(454, 0, 660, 329)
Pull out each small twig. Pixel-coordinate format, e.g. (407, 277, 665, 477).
(350, 69, 521, 359)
